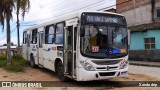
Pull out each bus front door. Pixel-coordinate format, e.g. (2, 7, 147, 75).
(64, 18, 78, 79)
(37, 27, 44, 66)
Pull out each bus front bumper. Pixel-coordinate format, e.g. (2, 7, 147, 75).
(76, 66, 128, 81)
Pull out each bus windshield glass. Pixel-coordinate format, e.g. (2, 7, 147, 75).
(80, 13, 128, 58)
(81, 25, 128, 58)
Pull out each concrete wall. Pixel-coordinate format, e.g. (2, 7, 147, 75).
(155, 0, 160, 9)
(117, 0, 160, 27)
(130, 32, 144, 50)
(117, 0, 160, 61)
(130, 29, 160, 50)
(129, 50, 160, 61)
(0, 50, 7, 56)
(117, 0, 147, 11)
(120, 3, 152, 27)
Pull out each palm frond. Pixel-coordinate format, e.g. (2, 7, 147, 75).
(18, 0, 30, 20)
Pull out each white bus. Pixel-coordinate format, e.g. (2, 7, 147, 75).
(22, 11, 130, 81)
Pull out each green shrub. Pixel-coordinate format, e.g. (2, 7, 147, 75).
(0, 54, 27, 72)
(4, 64, 24, 72)
(0, 55, 7, 60)
(0, 59, 7, 67)
(0, 55, 7, 67)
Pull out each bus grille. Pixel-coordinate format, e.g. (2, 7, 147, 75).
(99, 72, 116, 76)
(92, 60, 121, 65)
(96, 66, 118, 70)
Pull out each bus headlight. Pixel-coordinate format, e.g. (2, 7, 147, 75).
(119, 59, 128, 69)
(80, 61, 95, 71)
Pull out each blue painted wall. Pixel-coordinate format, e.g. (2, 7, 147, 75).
(130, 30, 160, 50)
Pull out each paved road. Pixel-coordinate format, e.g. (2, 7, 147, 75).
(129, 65, 160, 79)
(0, 66, 160, 90)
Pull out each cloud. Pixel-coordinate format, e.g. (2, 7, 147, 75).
(20, 0, 116, 23)
(0, 0, 116, 45)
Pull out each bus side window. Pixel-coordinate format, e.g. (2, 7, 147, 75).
(39, 32, 43, 47)
(67, 26, 72, 45)
(31, 29, 38, 44)
(27, 34, 30, 47)
(23, 31, 27, 44)
(55, 22, 64, 44)
(45, 25, 55, 44)
(74, 27, 77, 51)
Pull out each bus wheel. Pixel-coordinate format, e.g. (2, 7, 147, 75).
(30, 55, 36, 68)
(57, 61, 67, 81)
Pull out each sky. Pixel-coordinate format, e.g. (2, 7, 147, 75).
(0, 0, 116, 45)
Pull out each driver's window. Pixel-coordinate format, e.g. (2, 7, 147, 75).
(113, 27, 126, 44)
(55, 23, 64, 44)
(84, 25, 99, 51)
(100, 26, 107, 35)
(113, 29, 122, 43)
(89, 26, 98, 37)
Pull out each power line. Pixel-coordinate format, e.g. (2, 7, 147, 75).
(0, 0, 130, 41)
(0, 27, 17, 41)
(51, 0, 105, 13)
(97, 0, 132, 11)
(17, 0, 130, 29)
(37, 0, 131, 22)
(11, 27, 17, 33)
(13, 0, 128, 26)
(46, 0, 93, 12)
(20, 24, 37, 26)
(21, 0, 105, 23)
(0, 22, 37, 42)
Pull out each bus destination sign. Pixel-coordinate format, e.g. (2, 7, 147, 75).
(81, 13, 126, 25)
(86, 15, 118, 23)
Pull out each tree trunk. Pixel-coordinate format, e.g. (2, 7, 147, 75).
(6, 15, 11, 64)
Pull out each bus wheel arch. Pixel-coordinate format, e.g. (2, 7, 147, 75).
(55, 58, 62, 72)
(30, 53, 36, 68)
(55, 58, 67, 81)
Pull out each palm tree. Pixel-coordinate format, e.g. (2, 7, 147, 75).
(15, 0, 30, 47)
(0, 0, 15, 64)
(0, 0, 30, 63)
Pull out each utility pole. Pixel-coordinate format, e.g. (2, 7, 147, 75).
(17, 21, 20, 47)
(17, 0, 20, 47)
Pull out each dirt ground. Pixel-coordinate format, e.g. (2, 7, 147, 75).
(0, 67, 160, 90)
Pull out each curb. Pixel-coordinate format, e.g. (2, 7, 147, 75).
(129, 62, 160, 67)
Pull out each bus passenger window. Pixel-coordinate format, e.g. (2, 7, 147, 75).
(31, 29, 37, 44)
(23, 31, 27, 44)
(45, 25, 55, 44)
(39, 32, 43, 47)
(55, 23, 64, 44)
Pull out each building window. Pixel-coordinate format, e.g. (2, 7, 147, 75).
(144, 37, 155, 49)
(55, 22, 64, 44)
(156, 8, 160, 18)
(45, 25, 55, 44)
(31, 29, 38, 44)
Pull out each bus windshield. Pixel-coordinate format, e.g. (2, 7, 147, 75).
(80, 25, 128, 58)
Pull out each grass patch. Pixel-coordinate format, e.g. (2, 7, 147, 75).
(0, 55, 7, 67)
(0, 54, 27, 72)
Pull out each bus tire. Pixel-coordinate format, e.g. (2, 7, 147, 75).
(30, 55, 36, 68)
(57, 61, 67, 81)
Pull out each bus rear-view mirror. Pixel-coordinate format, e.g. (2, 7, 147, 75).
(80, 27, 85, 37)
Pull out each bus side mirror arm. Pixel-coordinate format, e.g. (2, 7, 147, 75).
(128, 29, 131, 45)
